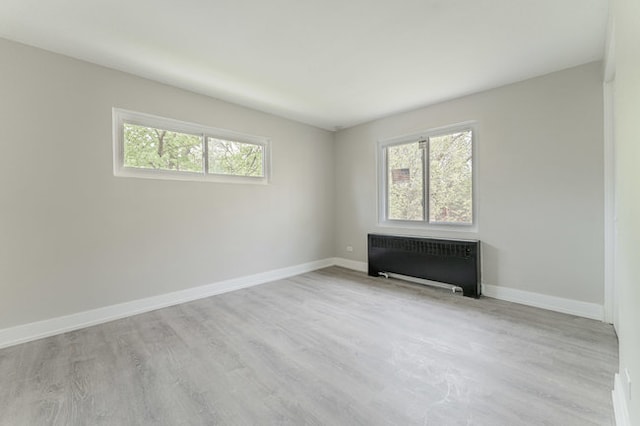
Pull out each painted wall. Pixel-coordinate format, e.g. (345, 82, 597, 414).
(0, 38, 335, 330)
(612, 0, 640, 422)
(334, 62, 604, 305)
(0, 37, 610, 339)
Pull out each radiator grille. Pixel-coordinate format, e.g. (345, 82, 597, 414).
(369, 235, 475, 259)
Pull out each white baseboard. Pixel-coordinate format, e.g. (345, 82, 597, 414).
(332, 257, 368, 272)
(332, 258, 605, 321)
(613, 373, 631, 426)
(482, 283, 604, 321)
(0, 258, 334, 350)
(0, 257, 607, 349)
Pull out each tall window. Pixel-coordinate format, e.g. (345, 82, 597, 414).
(113, 109, 269, 184)
(380, 124, 475, 227)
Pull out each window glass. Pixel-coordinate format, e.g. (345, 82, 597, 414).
(124, 123, 203, 172)
(208, 138, 264, 177)
(428, 130, 473, 224)
(387, 142, 424, 221)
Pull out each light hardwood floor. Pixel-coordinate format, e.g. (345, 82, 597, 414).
(0, 267, 618, 425)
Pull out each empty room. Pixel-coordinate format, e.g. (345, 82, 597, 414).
(0, 0, 638, 425)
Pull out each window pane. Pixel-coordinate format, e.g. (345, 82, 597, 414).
(429, 130, 473, 224)
(387, 142, 424, 221)
(207, 138, 264, 177)
(123, 123, 203, 172)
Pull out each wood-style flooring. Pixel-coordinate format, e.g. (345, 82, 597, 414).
(0, 267, 618, 425)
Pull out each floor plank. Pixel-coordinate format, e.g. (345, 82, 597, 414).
(0, 267, 618, 425)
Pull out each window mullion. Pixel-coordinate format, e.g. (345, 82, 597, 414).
(203, 134, 208, 174)
(423, 138, 430, 223)
(384, 148, 390, 221)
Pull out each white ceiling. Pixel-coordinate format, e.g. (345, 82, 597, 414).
(0, 0, 608, 130)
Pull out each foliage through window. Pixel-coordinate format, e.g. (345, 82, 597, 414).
(208, 138, 263, 177)
(124, 124, 203, 172)
(113, 109, 269, 183)
(381, 126, 474, 226)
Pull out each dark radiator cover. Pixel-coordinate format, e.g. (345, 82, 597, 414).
(367, 234, 481, 298)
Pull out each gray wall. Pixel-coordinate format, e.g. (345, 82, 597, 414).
(0, 37, 607, 335)
(0, 38, 335, 330)
(334, 62, 604, 304)
(612, 0, 640, 421)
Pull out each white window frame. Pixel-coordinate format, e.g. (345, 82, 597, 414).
(112, 108, 270, 184)
(377, 121, 478, 232)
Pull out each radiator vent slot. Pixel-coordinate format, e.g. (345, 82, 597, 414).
(369, 236, 474, 259)
(368, 234, 481, 298)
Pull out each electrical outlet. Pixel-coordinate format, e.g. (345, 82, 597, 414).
(625, 368, 632, 399)
(346, 245, 354, 253)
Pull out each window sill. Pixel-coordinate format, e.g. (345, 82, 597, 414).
(114, 168, 269, 185)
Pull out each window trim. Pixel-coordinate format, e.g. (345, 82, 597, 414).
(112, 108, 270, 184)
(377, 121, 478, 232)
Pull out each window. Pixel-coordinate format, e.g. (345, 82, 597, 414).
(379, 123, 476, 228)
(113, 109, 269, 183)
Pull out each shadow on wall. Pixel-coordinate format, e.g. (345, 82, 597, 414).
(480, 242, 499, 289)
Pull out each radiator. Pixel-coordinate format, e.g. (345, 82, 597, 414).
(367, 234, 481, 298)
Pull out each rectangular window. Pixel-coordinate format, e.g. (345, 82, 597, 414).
(113, 109, 269, 183)
(379, 124, 475, 228)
